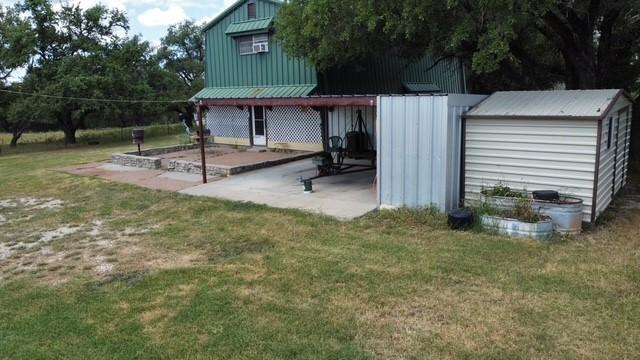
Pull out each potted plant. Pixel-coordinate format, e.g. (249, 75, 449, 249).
(480, 197, 553, 240)
(480, 183, 528, 211)
(481, 183, 583, 235)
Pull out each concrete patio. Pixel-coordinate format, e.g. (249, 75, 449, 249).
(65, 159, 378, 220)
(181, 159, 378, 219)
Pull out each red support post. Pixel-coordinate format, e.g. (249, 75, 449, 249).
(197, 102, 207, 184)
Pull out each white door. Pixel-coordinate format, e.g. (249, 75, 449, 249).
(252, 106, 267, 146)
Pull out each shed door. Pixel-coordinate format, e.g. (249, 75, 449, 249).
(251, 106, 267, 146)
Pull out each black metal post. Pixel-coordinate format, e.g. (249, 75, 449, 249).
(197, 103, 207, 184)
(137, 143, 141, 156)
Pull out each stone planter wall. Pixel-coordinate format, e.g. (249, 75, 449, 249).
(126, 144, 199, 157)
(481, 214, 553, 240)
(111, 153, 161, 169)
(167, 160, 231, 177)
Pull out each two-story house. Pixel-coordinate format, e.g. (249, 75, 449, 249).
(191, 0, 466, 152)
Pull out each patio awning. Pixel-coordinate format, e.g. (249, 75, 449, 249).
(191, 84, 317, 102)
(225, 17, 273, 36)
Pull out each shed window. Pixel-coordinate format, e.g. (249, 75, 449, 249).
(237, 34, 269, 55)
(607, 117, 613, 149)
(248, 3, 256, 19)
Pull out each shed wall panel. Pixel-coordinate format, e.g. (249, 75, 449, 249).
(464, 118, 598, 222)
(595, 97, 633, 218)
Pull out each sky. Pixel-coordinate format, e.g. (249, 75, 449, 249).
(1, 0, 237, 46)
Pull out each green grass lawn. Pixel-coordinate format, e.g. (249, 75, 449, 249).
(0, 138, 639, 359)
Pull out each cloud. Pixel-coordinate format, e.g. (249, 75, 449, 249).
(137, 5, 187, 27)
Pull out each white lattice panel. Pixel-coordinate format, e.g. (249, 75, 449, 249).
(267, 106, 322, 144)
(205, 106, 249, 139)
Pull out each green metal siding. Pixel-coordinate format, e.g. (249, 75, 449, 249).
(204, 0, 317, 88)
(319, 56, 465, 95)
(200, 0, 466, 98)
(225, 17, 273, 36)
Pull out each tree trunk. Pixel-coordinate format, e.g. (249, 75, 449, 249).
(63, 127, 77, 145)
(10, 131, 21, 147)
(58, 111, 78, 145)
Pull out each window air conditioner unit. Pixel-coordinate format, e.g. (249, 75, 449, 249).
(252, 43, 268, 53)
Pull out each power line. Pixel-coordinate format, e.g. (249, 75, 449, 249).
(0, 89, 190, 104)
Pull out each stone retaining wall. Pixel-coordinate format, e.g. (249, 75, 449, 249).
(167, 152, 317, 177)
(167, 160, 231, 177)
(125, 144, 199, 157)
(111, 153, 162, 169)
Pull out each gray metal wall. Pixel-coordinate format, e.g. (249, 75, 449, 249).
(377, 94, 486, 212)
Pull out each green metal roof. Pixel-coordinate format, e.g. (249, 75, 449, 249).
(225, 17, 273, 36)
(191, 84, 317, 101)
(403, 82, 441, 93)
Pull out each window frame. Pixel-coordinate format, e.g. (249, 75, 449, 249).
(247, 3, 256, 19)
(237, 34, 269, 56)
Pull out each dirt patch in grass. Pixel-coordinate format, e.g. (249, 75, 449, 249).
(0, 197, 207, 284)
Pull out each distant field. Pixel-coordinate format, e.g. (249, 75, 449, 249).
(0, 123, 187, 154)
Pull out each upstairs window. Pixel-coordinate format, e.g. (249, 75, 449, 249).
(238, 34, 269, 55)
(248, 3, 256, 19)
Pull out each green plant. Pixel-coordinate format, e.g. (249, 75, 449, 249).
(481, 183, 526, 198)
(509, 197, 544, 223)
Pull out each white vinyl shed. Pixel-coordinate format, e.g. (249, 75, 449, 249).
(463, 89, 633, 222)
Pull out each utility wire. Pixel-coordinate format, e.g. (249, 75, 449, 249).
(0, 89, 190, 104)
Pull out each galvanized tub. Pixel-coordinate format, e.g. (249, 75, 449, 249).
(481, 194, 583, 235)
(481, 215, 553, 241)
(532, 196, 583, 235)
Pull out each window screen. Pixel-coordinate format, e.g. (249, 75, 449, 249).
(237, 34, 269, 55)
(248, 3, 256, 19)
(238, 36, 253, 55)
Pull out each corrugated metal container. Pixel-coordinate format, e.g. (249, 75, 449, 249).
(464, 90, 633, 223)
(377, 94, 487, 212)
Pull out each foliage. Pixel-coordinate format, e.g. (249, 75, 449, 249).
(476, 193, 543, 223)
(481, 184, 526, 198)
(0, 0, 199, 146)
(156, 20, 205, 127)
(0, 5, 35, 83)
(276, 0, 640, 92)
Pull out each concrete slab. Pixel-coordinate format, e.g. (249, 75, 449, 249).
(64, 162, 206, 192)
(157, 172, 203, 183)
(98, 164, 148, 172)
(180, 159, 378, 219)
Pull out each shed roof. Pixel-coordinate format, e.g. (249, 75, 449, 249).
(465, 89, 628, 120)
(225, 17, 273, 36)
